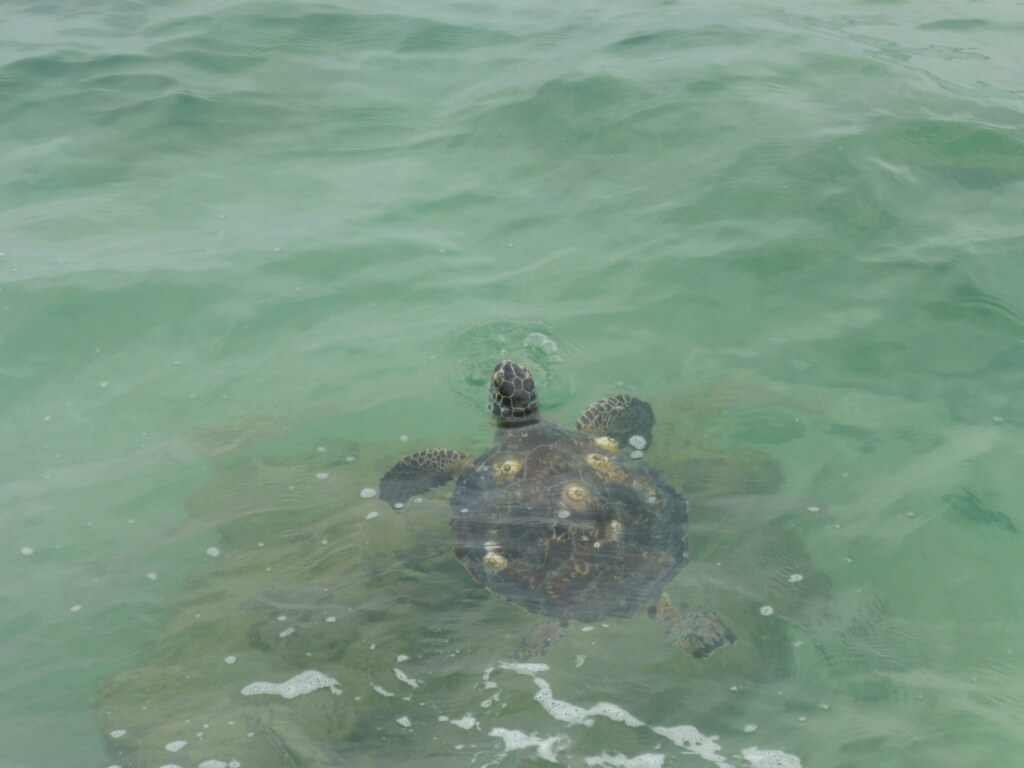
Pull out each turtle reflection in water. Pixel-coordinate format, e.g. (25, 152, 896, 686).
(380, 360, 736, 660)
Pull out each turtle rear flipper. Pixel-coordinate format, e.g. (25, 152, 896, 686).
(514, 618, 569, 660)
(649, 595, 736, 659)
(576, 394, 655, 448)
(379, 449, 473, 507)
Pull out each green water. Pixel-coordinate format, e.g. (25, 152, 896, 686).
(3, 1, 1024, 766)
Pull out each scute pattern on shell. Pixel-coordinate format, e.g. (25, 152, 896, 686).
(451, 421, 689, 622)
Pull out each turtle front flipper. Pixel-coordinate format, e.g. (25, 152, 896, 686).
(576, 394, 655, 449)
(379, 449, 473, 508)
(649, 594, 736, 659)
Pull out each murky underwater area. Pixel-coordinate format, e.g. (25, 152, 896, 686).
(2, 1, 1024, 766)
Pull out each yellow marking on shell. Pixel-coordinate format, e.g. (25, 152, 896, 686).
(482, 551, 508, 571)
(492, 457, 523, 483)
(561, 482, 591, 509)
(593, 436, 619, 452)
(606, 519, 624, 542)
(585, 452, 629, 482)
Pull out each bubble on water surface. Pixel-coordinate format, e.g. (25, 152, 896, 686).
(164, 740, 187, 752)
(486, 662, 802, 766)
(489, 729, 570, 763)
(206, 547, 220, 557)
(20, 546, 33, 555)
(444, 321, 575, 409)
(585, 753, 665, 768)
(240, 670, 341, 699)
(741, 747, 802, 767)
(442, 714, 478, 730)
(394, 668, 421, 688)
(360, 488, 377, 499)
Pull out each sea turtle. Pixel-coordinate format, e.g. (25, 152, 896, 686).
(379, 360, 736, 660)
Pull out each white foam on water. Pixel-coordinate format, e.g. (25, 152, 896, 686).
(394, 667, 421, 688)
(164, 740, 187, 752)
(740, 747, 802, 767)
(240, 670, 341, 699)
(372, 684, 395, 697)
(198, 761, 228, 768)
(20, 546, 33, 555)
(651, 726, 729, 766)
(396, 716, 412, 728)
(489, 728, 569, 763)
(109, 729, 126, 738)
(440, 714, 478, 730)
(206, 547, 220, 557)
(490, 662, 801, 768)
(496, 661, 549, 676)
(585, 752, 665, 768)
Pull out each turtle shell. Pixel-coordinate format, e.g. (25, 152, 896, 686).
(451, 421, 689, 623)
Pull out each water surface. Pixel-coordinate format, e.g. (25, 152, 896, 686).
(2, 1, 1023, 766)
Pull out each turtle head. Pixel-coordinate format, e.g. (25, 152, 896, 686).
(489, 360, 539, 426)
